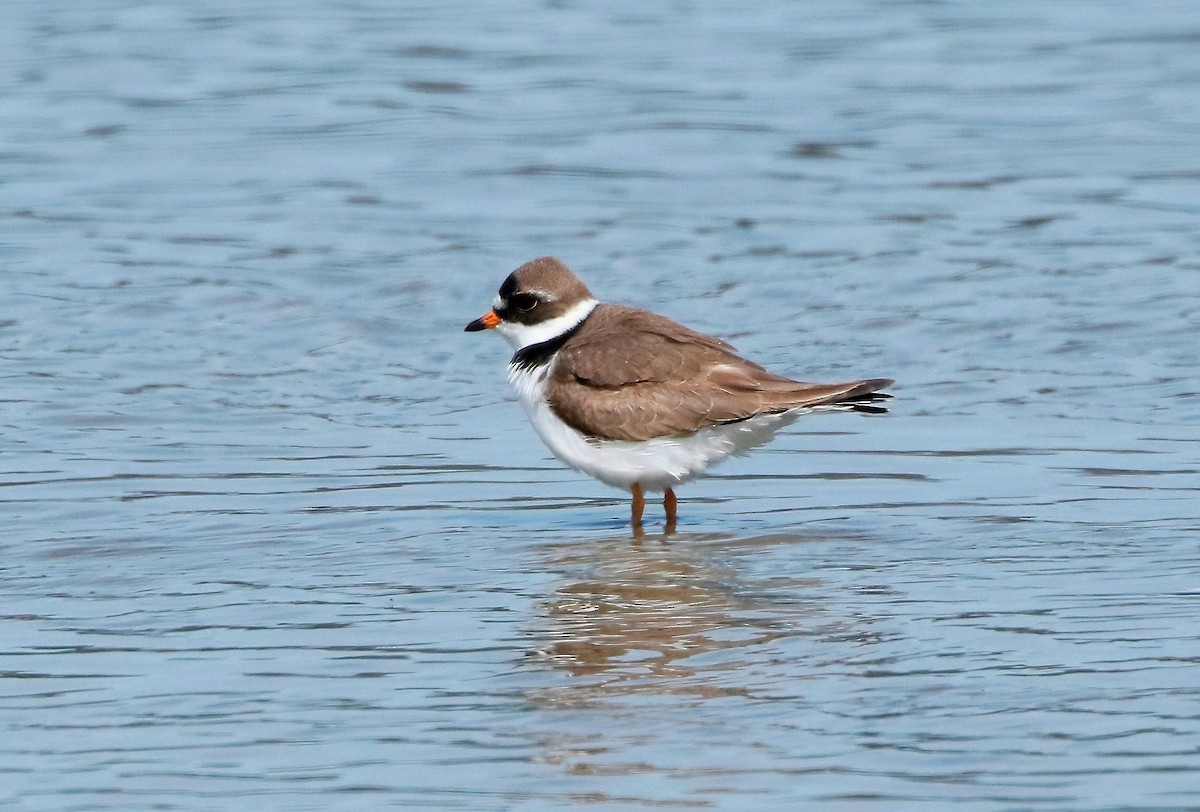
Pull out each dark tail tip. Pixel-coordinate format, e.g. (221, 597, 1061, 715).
(836, 380, 894, 415)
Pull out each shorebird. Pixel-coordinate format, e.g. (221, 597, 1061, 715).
(466, 257, 892, 531)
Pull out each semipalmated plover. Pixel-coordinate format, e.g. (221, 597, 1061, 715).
(466, 257, 893, 531)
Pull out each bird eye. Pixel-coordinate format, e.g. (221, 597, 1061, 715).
(510, 293, 539, 312)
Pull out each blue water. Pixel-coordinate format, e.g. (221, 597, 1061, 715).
(3, 1, 1199, 809)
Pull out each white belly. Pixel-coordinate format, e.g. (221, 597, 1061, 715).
(507, 361, 806, 493)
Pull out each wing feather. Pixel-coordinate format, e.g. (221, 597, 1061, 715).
(547, 304, 892, 442)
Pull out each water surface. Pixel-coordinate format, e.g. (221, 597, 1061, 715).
(3, 1, 1199, 809)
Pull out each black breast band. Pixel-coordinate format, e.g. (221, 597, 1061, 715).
(510, 312, 593, 372)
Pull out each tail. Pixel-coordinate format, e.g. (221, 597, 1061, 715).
(821, 377, 893, 414)
(769, 377, 894, 415)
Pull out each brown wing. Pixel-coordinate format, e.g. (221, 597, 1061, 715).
(547, 304, 892, 442)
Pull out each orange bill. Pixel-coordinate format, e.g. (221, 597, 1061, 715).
(464, 310, 501, 332)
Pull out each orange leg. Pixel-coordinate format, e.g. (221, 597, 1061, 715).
(630, 483, 645, 530)
(663, 488, 677, 533)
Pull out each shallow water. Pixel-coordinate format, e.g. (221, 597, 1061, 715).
(3, 1, 1199, 809)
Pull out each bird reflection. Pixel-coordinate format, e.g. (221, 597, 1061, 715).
(527, 531, 827, 703)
